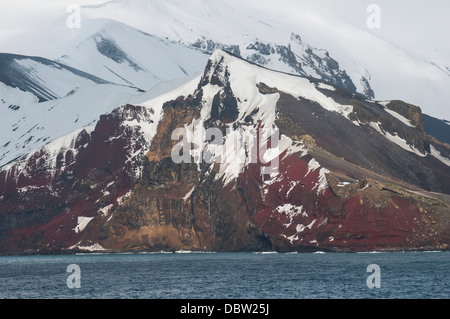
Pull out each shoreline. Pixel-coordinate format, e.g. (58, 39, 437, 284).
(0, 247, 448, 257)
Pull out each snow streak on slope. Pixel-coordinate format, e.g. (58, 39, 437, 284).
(381, 104, 416, 128)
(368, 122, 426, 157)
(430, 145, 450, 167)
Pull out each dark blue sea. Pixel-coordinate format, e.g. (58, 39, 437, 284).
(0, 251, 448, 299)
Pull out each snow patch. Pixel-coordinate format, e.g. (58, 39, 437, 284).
(286, 181, 299, 197)
(283, 219, 317, 244)
(369, 122, 426, 157)
(275, 203, 304, 227)
(430, 145, 450, 167)
(98, 204, 114, 217)
(69, 242, 107, 251)
(309, 166, 330, 195)
(305, 158, 321, 176)
(384, 107, 415, 128)
(117, 190, 132, 205)
(316, 82, 336, 91)
(73, 216, 94, 233)
(183, 186, 195, 201)
(283, 142, 308, 159)
(337, 181, 351, 187)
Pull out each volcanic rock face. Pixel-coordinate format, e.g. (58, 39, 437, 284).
(0, 50, 449, 254)
(0, 104, 155, 254)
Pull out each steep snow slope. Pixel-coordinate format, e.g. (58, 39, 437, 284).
(0, 82, 141, 167)
(0, 53, 110, 102)
(51, 19, 210, 90)
(0, 52, 141, 167)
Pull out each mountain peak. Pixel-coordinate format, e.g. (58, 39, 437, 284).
(200, 48, 355, 126)
(200, 49, 231, 87)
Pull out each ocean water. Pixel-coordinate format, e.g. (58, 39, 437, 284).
(0, 251, 448, 299)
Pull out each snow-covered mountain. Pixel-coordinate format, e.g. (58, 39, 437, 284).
(52, 19, 209, 90)
(2, 0, 448, 120)
(0, 19, 209, 167)
(0, 1, 449, 254)
(76, 0, 450, 121)
(1, 50, 449, 254)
